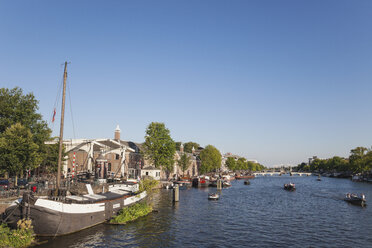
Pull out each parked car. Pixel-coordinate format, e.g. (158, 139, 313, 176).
(17, 179, 29, 189)
(0, 179, 10, 190)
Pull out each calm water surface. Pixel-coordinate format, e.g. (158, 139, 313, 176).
(37, 176, 372, 247)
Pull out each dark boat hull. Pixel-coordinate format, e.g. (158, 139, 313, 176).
(284, 185, 296, 191)
(3, 192, 147, 236)
(235, 175, 255, 179)
(5, 204, 109, 236)
(344, 199, 366, 206)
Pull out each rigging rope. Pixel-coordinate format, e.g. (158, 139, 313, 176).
(49, 74, 63, 130)
(67, 78, 77, 139)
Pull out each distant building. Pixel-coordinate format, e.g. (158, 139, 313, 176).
(308, 156, 318, 165)
(46, 126, 206, 181)
(141, 166, 161, 180)
(171, 144, 201, 178)
(46, 125, 148, 179)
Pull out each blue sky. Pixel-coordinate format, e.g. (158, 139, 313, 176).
(1, 0, 371, 166)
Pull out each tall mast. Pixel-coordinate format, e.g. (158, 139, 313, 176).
(56, 61, 68, 190)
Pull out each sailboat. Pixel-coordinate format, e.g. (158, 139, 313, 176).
(1, 62, 147, 236)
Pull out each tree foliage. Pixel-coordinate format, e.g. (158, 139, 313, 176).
(175, 142, 182, 151)
(0, 87, 52, 176)
(225, 156, 264, 172)
(225, 157, 236, 171)
(184, 142, 199, 153)
(349, 147, 369, 173)
(0, 87, 51, 151)
(0, 123, 42, 177)
(199, 145, 221, 174)
(143, 122, 176, 176)
(237, 158, 247, 170)
(297, 146, 372, 173)
(177, 153, 192, 176)
(39, 140, 67, 173)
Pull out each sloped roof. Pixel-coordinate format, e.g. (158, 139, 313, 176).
(142, 166, 160, 171)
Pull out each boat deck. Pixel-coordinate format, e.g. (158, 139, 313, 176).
(65, 189, 133, 204)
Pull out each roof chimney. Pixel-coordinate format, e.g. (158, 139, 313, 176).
(115, 125, 121, 140)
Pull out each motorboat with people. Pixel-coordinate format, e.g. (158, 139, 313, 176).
(284, 183, 296, 191)
(344, 193, 366, 206)
(244, 180, 250, 185)
(208, 193, 219, 200)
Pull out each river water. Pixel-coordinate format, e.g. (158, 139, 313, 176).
(36, 176, 372, 248)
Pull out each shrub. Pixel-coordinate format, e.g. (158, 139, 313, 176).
(138, 178, 159, 193)
(110, 202, 152, 224)
(0, 219, 34, 248)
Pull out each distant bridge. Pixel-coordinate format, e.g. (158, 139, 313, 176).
(253, 172, 312, 177)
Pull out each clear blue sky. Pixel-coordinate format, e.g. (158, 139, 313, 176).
(1, 0, 371, 167)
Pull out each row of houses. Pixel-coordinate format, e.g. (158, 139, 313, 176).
(52, 125, 201, 181)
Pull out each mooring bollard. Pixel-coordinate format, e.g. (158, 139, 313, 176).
(217, 179, 222, 189)
(173, 184, 179, 202)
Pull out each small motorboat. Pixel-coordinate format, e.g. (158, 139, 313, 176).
(244, 180, 250, 185)
(208, 193, 219, 200)
(344, 193, 366, 206)
(223, 181, 232, 188)
(284, 183, 296, 191)
(317, 175, 321, 181)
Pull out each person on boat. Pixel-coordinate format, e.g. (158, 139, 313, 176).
(361, 194, 366, 200)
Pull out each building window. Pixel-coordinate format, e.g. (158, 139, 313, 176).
(116, 154, 120, 160)
(108, 163, 111, 171)
(146, 172, 149, 176)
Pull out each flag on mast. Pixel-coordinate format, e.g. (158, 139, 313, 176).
(52, 108, 56, 123)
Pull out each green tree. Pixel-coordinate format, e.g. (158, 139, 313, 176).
(328, 156, 348, 172)
(0, 87, 51, 164)
(143, 122, 176, 178)
(0, 123, 42, 185)
(39, 140, 67, 173)
(184, 142, 200, 153)
(296, 162, 306, 171)
(199, 145, 221, 174)
(255, 163, 265, 171)
(349, 147, 368, 173)
(247, 161, 257, 171)
(364, 149, 372, 171)
(237, 157, 247, 170)
(175, 142, 182, 151)
(225, 157, 236, 171)
(177, 153, 192, 176)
